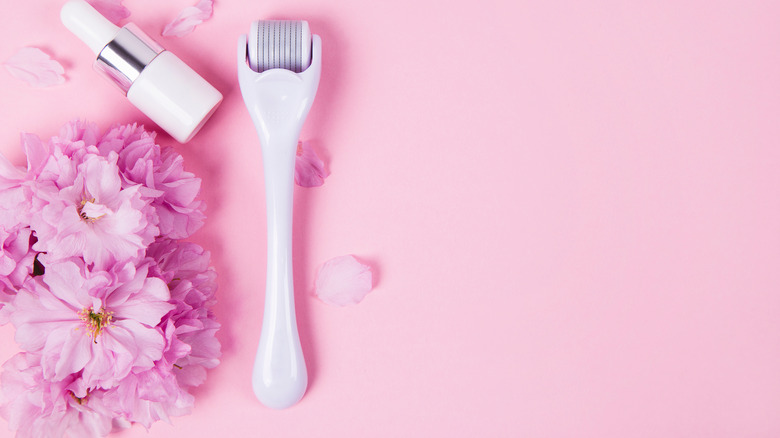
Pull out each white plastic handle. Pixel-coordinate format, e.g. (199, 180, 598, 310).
(237, 34, 321, 409)
(252, 129, 306, 409)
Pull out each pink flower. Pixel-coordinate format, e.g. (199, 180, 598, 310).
(10, 260, 173, 389)
(103, 371, 193, 429)
(3, 47, 65, 88)
(148, 239, 213, 286)
(0, 353, 113, 438)
(0, 288, 16, 326)
(152, 147, 205, 239)
(0, 141, 36, 229)
(295, 141, 329, 187)
(98, 124, 205, 239)
(148, 239, 220, 386)
(29, 120, 103, 188)
(0, 227, 36, 291)
(96, 123, 156, 176)
(162, 0, 214, 38)
(101, 330, 195, 429)
(24, 120, 102, 185)
(0, 182, 32, 230)
(0, 226, 36, 325)
(51, 120, 101, 161)
(31, 154, 158, 269)
(0, 120, 219, 434)
(88, 240, 221, 428)
(315, 255, 374, 306)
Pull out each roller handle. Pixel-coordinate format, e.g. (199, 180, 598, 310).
(251, 128, 307, 409)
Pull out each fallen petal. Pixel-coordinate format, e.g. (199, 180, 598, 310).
(3, 47, 65, 88)
(87, 0, 130, 25)
(162, 0, 214, 38)
(295, 141, 329, 187)
(315, 255, 373, 306)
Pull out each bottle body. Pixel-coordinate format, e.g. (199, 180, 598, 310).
(127, 51, 222, 143)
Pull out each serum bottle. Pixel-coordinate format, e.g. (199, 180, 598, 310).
(60, 0, 222, 143)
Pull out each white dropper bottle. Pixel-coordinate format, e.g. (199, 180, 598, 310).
(61, 0, 222, 143)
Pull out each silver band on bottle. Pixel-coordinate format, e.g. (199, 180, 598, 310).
(94, 23, 164, 94)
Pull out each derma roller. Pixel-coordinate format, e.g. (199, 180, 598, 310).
(238, 21, 321, 408)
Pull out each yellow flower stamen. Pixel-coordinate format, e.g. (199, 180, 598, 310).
(78, 307, 113, 342)
(69, 390, 90, 405)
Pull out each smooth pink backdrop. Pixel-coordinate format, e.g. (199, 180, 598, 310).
(1, 0, 780, 436)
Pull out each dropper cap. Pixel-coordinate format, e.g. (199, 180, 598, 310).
(61, 0, 163, 93)
(61, 0, 119, 55)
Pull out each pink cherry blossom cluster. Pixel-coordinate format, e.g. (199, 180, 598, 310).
(0, 121, 220, 437)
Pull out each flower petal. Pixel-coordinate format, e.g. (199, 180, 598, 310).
(161, 0, 214, 38)
(87, 0, 130, 25)
(105, 320, 166, 373)
(80, 201, 111, 219)
(3, 47, 65, 88)
(314, 255, 373, 306)
(113, 278, 174, 327)
(81, 155, 122, 204)
(52, 329, 93, 381)
(0, 152, 25, 182)
(295, 141, 329, 187)
(21, 133, 50, 175)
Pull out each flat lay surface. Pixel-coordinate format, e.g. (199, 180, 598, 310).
(1, 0, 780, 436)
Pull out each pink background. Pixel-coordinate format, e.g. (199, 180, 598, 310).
(1, 0, 780, 436)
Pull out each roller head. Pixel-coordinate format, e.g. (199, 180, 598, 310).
(248, 20, 312, 73)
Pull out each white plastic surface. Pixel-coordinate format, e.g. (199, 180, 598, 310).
(128, 51, 223, 143)
(237, 32, 322, 409)
(60, 0, 119, 55)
